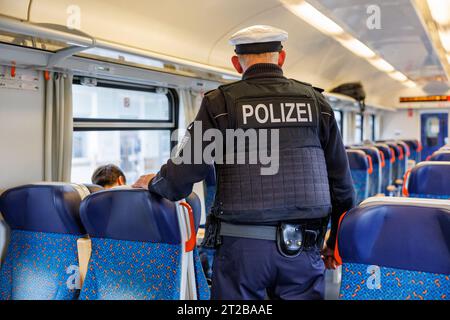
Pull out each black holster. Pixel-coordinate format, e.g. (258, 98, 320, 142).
(200, 214, 222, 249)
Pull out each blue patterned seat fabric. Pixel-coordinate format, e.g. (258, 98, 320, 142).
(79, 189, 210, 300)
(406, 163, 450, 199)
(353, 147, 382, 196)
(350, 170, 369, 204)
(340, 263, 449, 300)
(0, 230, 80, 300)
(0, 184, 87, 300)
(346, 150, 369, 204)
(338, 200, 450, 300)
(80, 238, 181, 300)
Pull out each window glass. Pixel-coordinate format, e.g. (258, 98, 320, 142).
(333, 110, 343, 134)
(71, 130, 171, 184)
(73, 84, 170, 121)
(355, 114, 363, 144)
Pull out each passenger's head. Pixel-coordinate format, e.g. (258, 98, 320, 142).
(229, 25, 288, 73)
(232, 51, 286, 73)
(91, 164, 126, 189)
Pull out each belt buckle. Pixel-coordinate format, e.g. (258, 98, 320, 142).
(276, 223, 304, 258)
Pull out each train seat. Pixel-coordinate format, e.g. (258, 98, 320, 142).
(402, 140, 422, 163)
(78, 189, 209, 300)
(352, 146, 382, 196)
(337, 197, 450, 300)
(346, 150, 371, 204)
(374, 144, 394, 195)
(429, 151, 450, 162)
(0, 183, 90, 300)
(403, 162, 450, 199)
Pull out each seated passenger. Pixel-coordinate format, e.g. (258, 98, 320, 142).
(91, 164, 127, 189)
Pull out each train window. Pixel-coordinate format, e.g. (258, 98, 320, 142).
(73, 82, 170, 121)
(71, 77, 177, 184)
(333, 110, 343, 135)
(354, 113, 364, 144)
(370, 114, 377, 141)
(72, 130, 171, 184)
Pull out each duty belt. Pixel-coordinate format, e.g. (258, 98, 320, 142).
(219, 221, 325, 254)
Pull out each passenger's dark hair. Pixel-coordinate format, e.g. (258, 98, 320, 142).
(91, 164, 126, 187)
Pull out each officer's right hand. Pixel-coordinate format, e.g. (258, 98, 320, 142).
(321, 245, 339, 270)
(132, 174, 156, 189)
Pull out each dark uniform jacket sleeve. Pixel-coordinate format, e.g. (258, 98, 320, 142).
(148, 92, 219, 201)
(316, 92, 356, 249)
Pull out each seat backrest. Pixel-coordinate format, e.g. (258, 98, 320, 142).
(395, 141, 410, 177)
(374, 144, 393, 194)
(403, 139, 422, 163)
(0, 183, 89, 300)
(404, 162, 450, 199)
(384, 142, 403, 181)
(346, 150, 370, 204)
(430, 151, 450, 162)
(79, 189, 209, 300)
(353, 146, 382, 196)
(337, 197, 450, 300)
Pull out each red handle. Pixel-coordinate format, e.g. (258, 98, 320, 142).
(379, 150, 386, 168)
(366, 155, 373, 175)
(390, 147, 396, 163)
(10, 65, 16, 78)
(179, 202, 196, 252)
(44, 70, 51, 81)
(402, 169, 411, 197)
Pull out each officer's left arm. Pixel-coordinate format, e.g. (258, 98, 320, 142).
(316, 93, 356, 251)
(144, 95, 217, 201)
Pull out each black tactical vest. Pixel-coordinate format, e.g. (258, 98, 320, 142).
(212, 77, 332, 224)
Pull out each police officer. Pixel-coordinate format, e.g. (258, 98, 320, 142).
(133, 25, 355, 300)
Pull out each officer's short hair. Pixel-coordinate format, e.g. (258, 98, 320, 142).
(91, 164, 126, 187)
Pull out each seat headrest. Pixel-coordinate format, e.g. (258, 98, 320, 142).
(407, 162, 450, 196)
(80, 189, 184, 243)
(374, 144, 393, 161)
(0, 183, 87, 235)
(353, 147, 381, 165)
(430, 152, 450, 162)
(346, 150, 369, 170)
(338, 197, 450, 274)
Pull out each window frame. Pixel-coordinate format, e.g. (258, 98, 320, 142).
(72, 76, 179, 132)
(370, 114, 376, 141)
(355, 113, 364, 144)
(333, 109, 344, 137)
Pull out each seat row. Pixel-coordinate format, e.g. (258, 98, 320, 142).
(0, 183, 210, 300)
(336, 196, 450, 300)
(346, 139, 421, 203)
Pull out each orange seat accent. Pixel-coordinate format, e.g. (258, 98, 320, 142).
(379, 150, 386, 168)
(390, 147, 396, 163)
(402, 169, 412, 197)
(367, 155, 373, 175)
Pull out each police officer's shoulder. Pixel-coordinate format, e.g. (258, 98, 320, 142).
(202, 88, 227, 113)
(290, 79, 325, 93)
